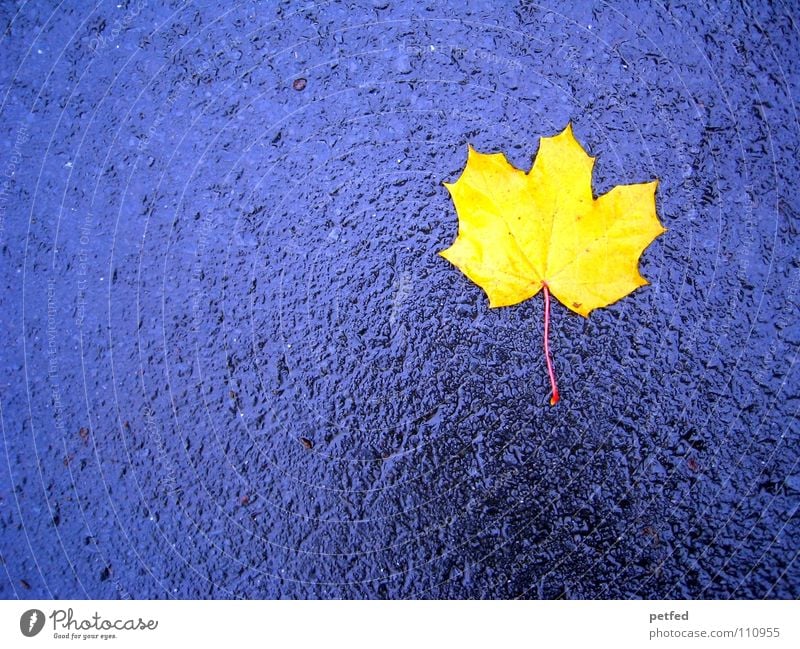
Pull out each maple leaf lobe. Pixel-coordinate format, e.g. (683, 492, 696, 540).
(439, 123, 666, 317)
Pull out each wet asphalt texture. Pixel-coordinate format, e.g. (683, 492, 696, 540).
(0, 1, 798, 599)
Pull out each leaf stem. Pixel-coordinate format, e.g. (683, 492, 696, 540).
(542, 283, 560, 406)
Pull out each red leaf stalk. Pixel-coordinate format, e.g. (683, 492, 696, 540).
(542, 283, 560, 406)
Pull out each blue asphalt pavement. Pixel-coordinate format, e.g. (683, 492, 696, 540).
(0, 1, 798, 598)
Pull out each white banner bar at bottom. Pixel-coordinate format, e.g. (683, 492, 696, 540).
(0, 600, 797, 648)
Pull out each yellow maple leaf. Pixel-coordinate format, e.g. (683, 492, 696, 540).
(439, 123, 666, 405)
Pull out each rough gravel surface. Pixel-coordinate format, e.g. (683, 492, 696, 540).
(1, 0, 798, 599)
